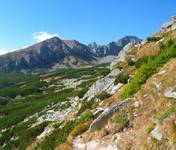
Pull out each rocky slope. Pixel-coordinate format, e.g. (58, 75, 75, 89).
(56, 17, 176, 150)
(89, 36, 141, 57)
(0, 36, 141, 72)
(0, 37, 95, 72)
(1, 17, 176, 150)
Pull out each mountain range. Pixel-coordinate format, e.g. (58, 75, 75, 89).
(0, 36, 141, 72)
(1, 16, 176, 150)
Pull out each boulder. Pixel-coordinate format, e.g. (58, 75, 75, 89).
(153, 81, 162, 91)
(89, 98, 134, 132)
(36, 125, 54, 140)
(110, 83, 123, 95)
(83, 69, 121, 101)
(150, 125, 163, 141)
(164, 88, 176, 99)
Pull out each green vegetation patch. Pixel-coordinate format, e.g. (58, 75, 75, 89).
(96, 91, 111, 100)
(0, 120, 49, 150)
(146, 123, 156, 134)
(38, 112, 93, 150)
(45, 63, 110, 80)
(127, 58, 135, 66)
(77, 98, 95, 115)
(114, 73, 129, 85)
(115, 115, 129, 127)
(0, 63, 110, 149)
(157, 107, 174, 125)
(147, 36, 162, 42)
(120, 39, 176, 99)
(135, 55, 152, 68)
(0, 88, 76, 130)
(0, 72, 47, 98)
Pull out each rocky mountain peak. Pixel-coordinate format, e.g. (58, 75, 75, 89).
(63, 40, 80, 49)
(115, 35, 142, 47)
(0, 35, 141, 72)
(88, 42, 98, 49)
(91, 36, 142, 57)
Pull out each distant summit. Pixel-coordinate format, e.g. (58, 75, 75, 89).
(88, 42, 98, 49)
(0, 36, 141, 72)
(90, 36, 141, 57)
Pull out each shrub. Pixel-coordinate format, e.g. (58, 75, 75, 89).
(115, 115, 129, 127)
(0, 121, 49, 150)
(77, 98, 95, 115)
(157, 107, 174, 125)
(77, 88, 88, 98)
(0, 64, 111, 149)
(0, 98, 9, 106)
(38, 112, 93, 150)
(114, 73, 129, 85)
(147, 36, 161, 42)
(96, 91, 111, 100)
(146, 123, 156, 134)
(127, 58, 135, 66)
(135, 56, 150, 68)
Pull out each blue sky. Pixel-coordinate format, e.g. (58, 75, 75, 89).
(0, 0, 176, 53)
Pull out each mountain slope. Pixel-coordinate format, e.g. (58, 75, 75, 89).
(63, 40, 95, 61)
(1, 17, 176, 150)
(0, 36, 141, 72)
(90, 36, 141, 57)
(0, 37, 96, 72)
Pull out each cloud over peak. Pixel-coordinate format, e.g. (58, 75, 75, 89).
(32, 31, 58, 42)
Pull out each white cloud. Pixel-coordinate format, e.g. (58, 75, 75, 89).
(32, 31, 58, 42)
(0, 49, 8, 56)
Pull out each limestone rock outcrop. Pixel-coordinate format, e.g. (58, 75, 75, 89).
(89, 98, 134, 132)
(82, 69, 121, 101)
(164, 87, 176, 99)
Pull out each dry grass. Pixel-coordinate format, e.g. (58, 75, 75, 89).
(164, 29, 176, 39)
(112, 58, 176, 149)
(56, 142, 72, 150)
(56, 121, 91, 150)
(163, 114, 176, 145)
(135, 41, 159, 59)
(98, 97, 116, 107)
(56, 56, 176, 150)
(135, 29, 176, 61)
(58, 34, 176, 149)
(70, 31, 176, 150)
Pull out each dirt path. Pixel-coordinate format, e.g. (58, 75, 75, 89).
(72, 135, 119, 150)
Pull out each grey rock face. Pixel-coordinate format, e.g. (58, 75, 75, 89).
(89, 98, 134, 132)
(83, 69, 121, 101)
(151, 125, 163, 141)
(106, 83, 123, 95)
(161, 16, 176, 33)
(91, 36, 141, 57)
(164, 88, 176, 99)
(153, 81, 163, 91)
(0, 37, 95, 72)
(88, 42, 98, 49)
(0, 36, 141, 72)
(110, 42, 134, 69)
(36, 125, 54, 140)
